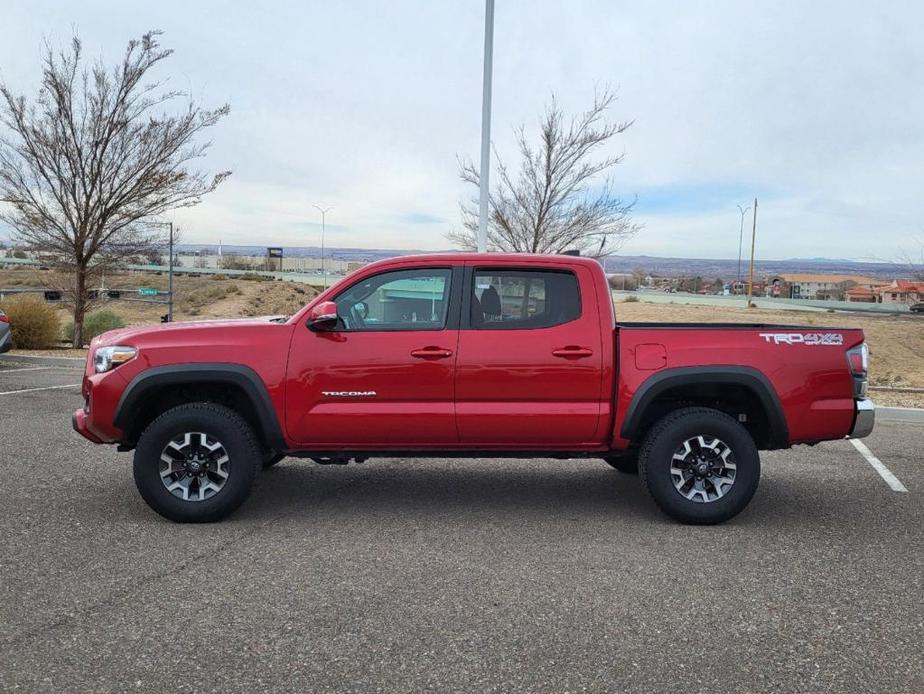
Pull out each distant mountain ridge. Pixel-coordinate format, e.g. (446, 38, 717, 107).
(175, 244, 904, 280)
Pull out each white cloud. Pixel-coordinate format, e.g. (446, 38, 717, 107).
(1, 0, 922, 259)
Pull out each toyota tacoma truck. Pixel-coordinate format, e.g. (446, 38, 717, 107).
(73, 253, 874, 524)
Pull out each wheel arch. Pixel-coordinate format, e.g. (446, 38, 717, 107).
(620, 366, 789, 449)
(114, 364, 285, 451)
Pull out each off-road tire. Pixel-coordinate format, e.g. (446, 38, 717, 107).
(638, 407, 760, 525)
(133, 403, 261, 523)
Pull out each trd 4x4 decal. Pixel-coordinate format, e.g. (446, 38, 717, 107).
(758, 332, 843, 345)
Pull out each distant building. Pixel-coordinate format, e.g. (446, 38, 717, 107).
(729, 279, 766, 296)
(876, 280, 923, 305)
(769, 274, 881, 301)
(845, 285, 881, 303)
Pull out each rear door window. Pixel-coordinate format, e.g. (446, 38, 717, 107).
(469, 269, 580, 329)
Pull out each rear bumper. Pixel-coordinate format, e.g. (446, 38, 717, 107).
(72, 409, 103, 444)
(0, 329, 11, 354)
(849, 399, 875, 439)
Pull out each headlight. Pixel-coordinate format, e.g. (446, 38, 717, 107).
(94, 346, 137, 373)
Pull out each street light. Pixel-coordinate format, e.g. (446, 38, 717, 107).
(747, 198, 758, 307)
(477, 0, 495, 253)
(312, 205, 332, 288)
(736, 204, 750, 293)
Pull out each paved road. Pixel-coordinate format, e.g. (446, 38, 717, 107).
(613, 289, 914, 315)
(1, 362, 921, 693)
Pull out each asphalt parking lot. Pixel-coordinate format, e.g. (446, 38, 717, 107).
(0, 360, 921, 693)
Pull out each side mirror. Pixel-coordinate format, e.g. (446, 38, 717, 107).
(305, 300, 338, 331)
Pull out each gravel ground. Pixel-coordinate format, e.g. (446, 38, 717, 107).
(0, 364, 921, 693)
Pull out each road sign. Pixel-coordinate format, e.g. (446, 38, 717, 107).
(138, 287, 158, 296)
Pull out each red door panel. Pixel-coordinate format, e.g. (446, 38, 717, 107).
(285, 329, 458, 447)
(455, 264, 605, 448)
(285, 266, 459, 448)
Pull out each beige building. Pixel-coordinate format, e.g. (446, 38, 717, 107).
(770, 274, 882, 301)
(876, 280, 923, 305)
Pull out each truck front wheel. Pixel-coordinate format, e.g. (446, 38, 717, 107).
(638, 407, 760, 525)
(133, 403, 261, 523)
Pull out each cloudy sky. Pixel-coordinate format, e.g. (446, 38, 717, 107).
(1, 0, 922, 260)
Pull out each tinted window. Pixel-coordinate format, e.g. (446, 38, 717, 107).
(470, 269, 580, 329)
(334, 268, 451, 331)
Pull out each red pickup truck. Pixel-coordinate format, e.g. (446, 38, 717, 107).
(73, 253, 874, 525)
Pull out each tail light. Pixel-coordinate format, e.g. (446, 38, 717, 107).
(0, 310, 8, 323)
(846, 343, 869, 399)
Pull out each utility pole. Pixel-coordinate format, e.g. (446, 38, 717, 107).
(746, 198, 758, 307)
(736, 203, 750, 293)
(148, 220, 174, 321)
(313, 205, 332, 288)
(477, 0, 495, 253)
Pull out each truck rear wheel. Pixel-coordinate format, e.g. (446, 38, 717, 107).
(133, 403, 261, 523)
(638, 407, 759, 525)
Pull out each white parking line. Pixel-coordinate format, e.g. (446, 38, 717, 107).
(0, 383, 81, 396)
(849, 439, 909, 492)
(0, 366, 60, 374)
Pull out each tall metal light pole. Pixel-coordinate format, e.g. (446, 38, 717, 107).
(477, 0, 495, 253)
(746, 198, 758, 307)
(736, 204, 750, 293)
(313, 205, 331, 288)
(167, 221, 174, 321)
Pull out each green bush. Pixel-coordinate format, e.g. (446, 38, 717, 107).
(64, 309, 125, 345)
(622, 295, 640, 303)
(0, 296, 60, 349)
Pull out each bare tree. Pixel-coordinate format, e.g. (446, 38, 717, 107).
(450, 89, 640, 257)
(0, 31, 229, 346)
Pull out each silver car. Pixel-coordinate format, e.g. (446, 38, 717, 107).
(0, 309, 11, 353)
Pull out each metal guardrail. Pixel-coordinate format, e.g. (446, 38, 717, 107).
(0, 287, 170, 303)
(1, 256, 332, 286)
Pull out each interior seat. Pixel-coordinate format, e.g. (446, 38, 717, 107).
(480, 285, 502, 319)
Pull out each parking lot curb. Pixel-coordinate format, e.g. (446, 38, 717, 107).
(0, 353, 84, 368)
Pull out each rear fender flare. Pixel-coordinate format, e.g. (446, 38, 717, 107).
(620, 366, 789, 448)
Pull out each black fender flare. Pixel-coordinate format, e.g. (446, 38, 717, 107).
(620, 366, 789, 448)
(113, 363, 285, 449)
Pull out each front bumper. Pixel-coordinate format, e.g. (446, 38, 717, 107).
(72, 409, 103, 444)
(849, 399, 875, 439)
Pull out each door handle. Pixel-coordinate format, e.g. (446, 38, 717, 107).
(552, 346, 594, 358)
(410, 346, 454, 359)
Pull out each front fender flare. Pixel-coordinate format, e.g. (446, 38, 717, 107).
(113, 363, 285, 450)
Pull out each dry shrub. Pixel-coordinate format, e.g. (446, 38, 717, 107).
(0, 295, 60, 348)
